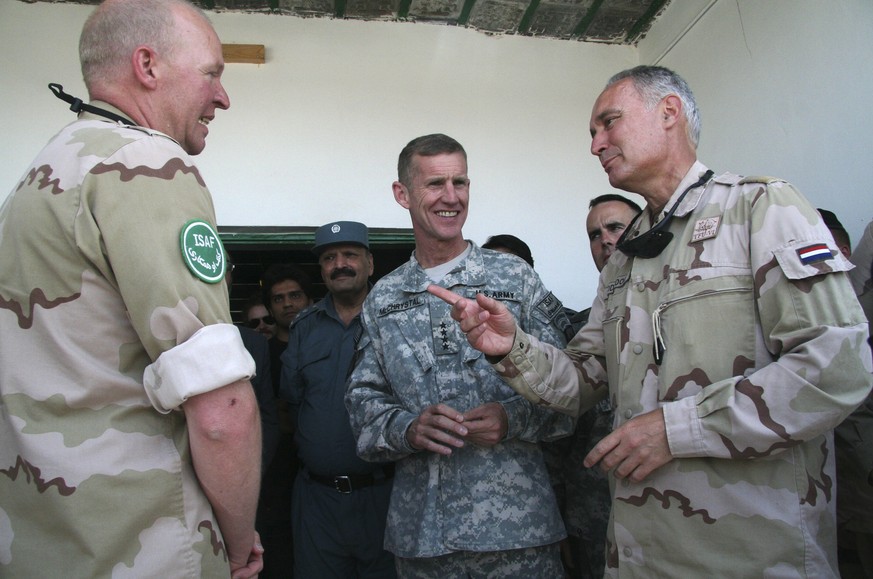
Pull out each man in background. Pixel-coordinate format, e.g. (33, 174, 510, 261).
(818, 210, 873, 579)
(263, 264, 316, 392)
(549, 192, 641, 579)
(819, 208, 852, 259)
(482, 234, 536, 268)
(282, 221, 396, 577)
(243, 290, 277, 339)
(586, 194, 643, 274)
(226, 257, 280, 475)
(259, 263, 315, 577)
(0, 1, 261, 577)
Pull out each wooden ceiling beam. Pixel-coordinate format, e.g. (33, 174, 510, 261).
(222, 44, 265, 64)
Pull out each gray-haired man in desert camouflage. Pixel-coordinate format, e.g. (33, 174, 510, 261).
(430, 66, 873, 578)
(0, 1, 262, 577)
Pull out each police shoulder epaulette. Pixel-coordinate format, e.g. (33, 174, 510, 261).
(290, 303, 318, 328)
(738, 175, 786, 185)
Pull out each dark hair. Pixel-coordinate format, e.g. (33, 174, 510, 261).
(589, 193, 642, 215)
(397, 134, 467, 188)
(817, 208, 851, 249)
(482, 234, 534, 268)
(261, 264, 313, 306)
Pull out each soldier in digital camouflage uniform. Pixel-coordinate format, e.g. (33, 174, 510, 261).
(345, 134, 575, 578)
(0, 1, 263, 577)
(430, 66, 873, 578)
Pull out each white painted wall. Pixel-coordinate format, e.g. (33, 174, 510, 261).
(0, 1, 631, 311)
(2, 0, 872, 310)
(640, 0, 873, 250)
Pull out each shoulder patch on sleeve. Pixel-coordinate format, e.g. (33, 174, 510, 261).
(179, 219, 226, 284)
(738, 175, 786, 185)
(773, 238, 854, 279)
(535, 291, 564, 320)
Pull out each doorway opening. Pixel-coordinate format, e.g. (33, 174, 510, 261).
(220, 226, 415, 322)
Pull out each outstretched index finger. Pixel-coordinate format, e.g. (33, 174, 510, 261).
(427, 284, 463, 306)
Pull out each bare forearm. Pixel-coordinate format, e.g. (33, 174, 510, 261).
(185, 380, 262, 568)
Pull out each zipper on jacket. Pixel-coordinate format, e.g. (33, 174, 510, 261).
(651, 287, 752, 365)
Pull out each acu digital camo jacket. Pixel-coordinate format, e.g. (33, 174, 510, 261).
(345, 243, 575, 558)
(0, 105, 254, 577)
(494, 162, 873, 578)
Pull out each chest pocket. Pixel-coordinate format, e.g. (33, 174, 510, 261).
(652, 275, 755, 400)
(601, 274, 632, 406)
(374, 303, 434, 409)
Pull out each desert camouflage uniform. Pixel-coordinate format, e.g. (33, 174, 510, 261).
(0, 104, 254, 577)
(345, 243, 575, 562)
(493, 162, 873, 577)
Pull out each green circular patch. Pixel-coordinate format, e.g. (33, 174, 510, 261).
(180, 219, 226, 284)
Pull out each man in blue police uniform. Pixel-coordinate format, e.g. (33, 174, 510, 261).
(281, 221, 396, 578)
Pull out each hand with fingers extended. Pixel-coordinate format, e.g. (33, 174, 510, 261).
(406, 403, 469, 455)
(427, 284, 517, 357)
(583, 408, 673, 482)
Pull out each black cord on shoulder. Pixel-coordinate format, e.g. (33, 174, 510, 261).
(49, 83, 136, 126)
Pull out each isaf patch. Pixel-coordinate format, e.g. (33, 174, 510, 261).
(536, 291, 563, 321)
(180, 219, 226, 284)
(796, 243, 832, 265)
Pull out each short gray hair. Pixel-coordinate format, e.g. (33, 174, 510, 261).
(79, 0, 206, 91)
(607, 66, 701, 148)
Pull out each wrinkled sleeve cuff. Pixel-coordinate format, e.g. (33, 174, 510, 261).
(391, 411, 421, 454)
(663, 396, 705, 457)
(499, 396, 529, 441)
(143, 323, 255, 414)
(491, 329, 579, 413)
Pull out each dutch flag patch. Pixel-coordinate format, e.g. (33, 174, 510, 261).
(796, 244, 832, 265)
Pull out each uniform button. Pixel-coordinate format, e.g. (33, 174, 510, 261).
(624, 409, 633, 419)
(633, 344, 643, 354)
(636, 283, 645, 292)
(535, 384, 545, 394)
(623, 547, 633, 558)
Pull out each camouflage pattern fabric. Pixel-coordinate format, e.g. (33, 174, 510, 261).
(542, 398, 612, 578)
(395, 542, 562, 578)
(542, 306, 612, 578)
(492, 162, 873, 577)
(0, 105, 252, 577)
(345, 243, 575, 559)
